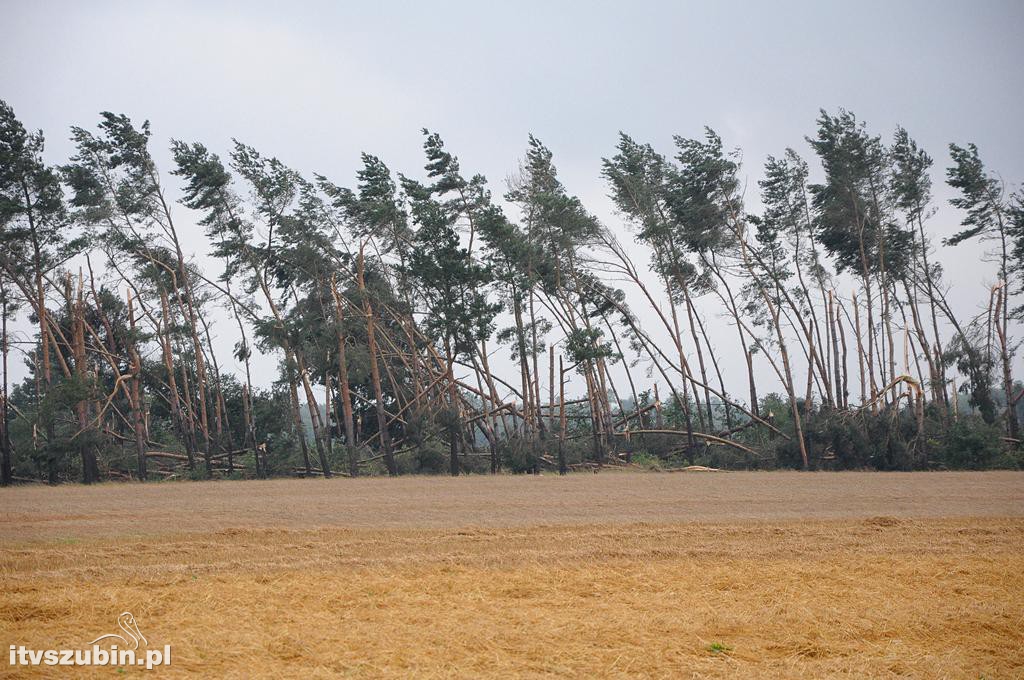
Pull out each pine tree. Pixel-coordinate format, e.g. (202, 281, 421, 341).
(946, 143, 1018, 437)
(0, 100, 85, 482)
(402, 131, 499, 475)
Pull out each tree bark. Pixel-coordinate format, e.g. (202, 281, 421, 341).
(126, 290, 147, 480)
(358, 248, 396, 475)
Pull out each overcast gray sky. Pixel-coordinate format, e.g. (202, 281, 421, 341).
(2, 0, 1022, 399)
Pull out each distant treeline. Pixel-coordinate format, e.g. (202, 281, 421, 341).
(0, 101, 1021, 484)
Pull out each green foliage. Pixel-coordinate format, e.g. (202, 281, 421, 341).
(944, 333, 996, 425)
(628, 451, 662, 471)
(249, 387, 301, 475)
(2, 99, 1022, 485)
(187, 465, 209, 481)
(564, 327, 614, 369)
(811, 111, 913, 281)
(170, 140, 251, 268)
(946, 142, 1022, 324)
(668, 128, 739, 253)
(323, 154, 410, 257)
(510, 135, 603, 261)
(934, 418, 1005, 470)
(500, 437, 543, 474)
(403, 131, 500, 360)
(0, 100, 76, 274)
(603, 130, 725, 297)
(770, 406, 921, 470)
(890, 127, 933, 223)
(945, 143, 1003, 247)
(691, 445, 764, 471)
(759, 405, 1018, 472)
(1011, 191, 1024, 318)
(603, 133, 673, 243)
(411, 442, 448, 475)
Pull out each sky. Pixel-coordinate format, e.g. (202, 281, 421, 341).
(2, 0, 1023, 402)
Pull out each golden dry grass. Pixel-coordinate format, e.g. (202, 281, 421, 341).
(2, 472, 1023, 678)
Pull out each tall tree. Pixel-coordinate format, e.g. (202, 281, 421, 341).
(946, 143, 1019, 437)
(0, 100, 84, 482)
(402, 131, 500, 475)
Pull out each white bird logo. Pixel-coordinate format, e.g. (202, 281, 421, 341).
(89, 612, 148, 650)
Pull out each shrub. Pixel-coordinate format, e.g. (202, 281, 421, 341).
(501, 437, 542, 473)
(412, 442, 448, 474)
(934, 418, 1003, 469)
(629, 451, 662, 471)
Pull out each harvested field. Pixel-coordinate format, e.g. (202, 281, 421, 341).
(2, 470, 1022, 540)
(2, 472, 1023, 678)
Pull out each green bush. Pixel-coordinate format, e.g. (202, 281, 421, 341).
(691, 444, 767, 470)
(934, 418, 1003, 469)
(501, 437, 541, 473)
(629, 451, 663, 471)
(412, 442, 448, 474)
(772, 407, 921, 470)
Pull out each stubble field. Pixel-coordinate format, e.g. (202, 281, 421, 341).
(1, 471, 1022, 678)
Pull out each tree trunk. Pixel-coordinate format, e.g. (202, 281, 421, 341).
(287, 362, 312, 476)
(358, 248, 396, 475)
(331, 281, 359, 477)
(160, 289, 194, 470)
(1, 279, 11, 486)
(72, 278, 99, 483)
(295, 352, 331, 478)
(682, 286, 714, 430)
(126, 291, 147, 480)
(558, 355, 567, 475)
(994, 283, 1019, 440)
(446, 349, 460, 477)
(852, 293, 867, 407)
